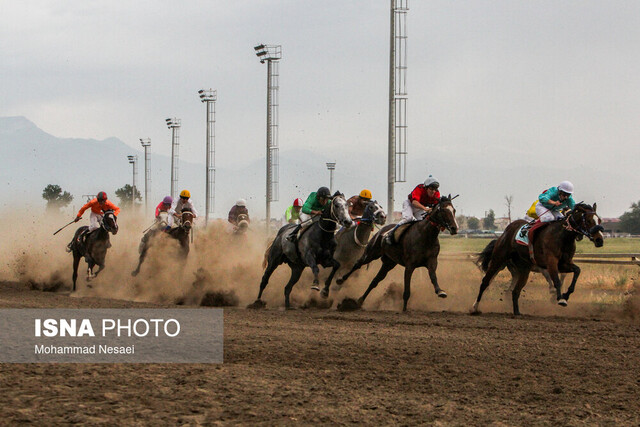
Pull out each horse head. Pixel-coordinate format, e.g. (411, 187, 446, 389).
(101, 210, 118, 235)
(180, 209, 195, 232)
(430, 195, 458, 235)
(326, 192, 353, 228)
(362, 200, 387, 226)
(567, 203, 604, 247)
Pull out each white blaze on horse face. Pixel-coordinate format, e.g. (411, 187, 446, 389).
(446, 205, 458, 229)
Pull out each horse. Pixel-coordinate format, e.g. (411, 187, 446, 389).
(337, 195, 459, 311)
(471, 203, 604, 316)
(320, 200, 387, 298)
(70, 210, 118, 291)
(131, 209, 195, 277)
(250, 191, 353, 309)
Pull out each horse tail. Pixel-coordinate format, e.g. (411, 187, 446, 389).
(477, 239, 498, 272)
(262, 241, 274, 269)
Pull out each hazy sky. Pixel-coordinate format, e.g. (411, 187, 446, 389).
(2, 1, 640, 216)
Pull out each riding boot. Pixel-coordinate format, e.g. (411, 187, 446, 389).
(286, 224, 301, 243)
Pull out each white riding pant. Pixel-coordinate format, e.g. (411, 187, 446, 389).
(399, 199, 425, 225)
(299, 212, 312, 223)
(536, 203, 563, 222)
(88, 211, 103, 232)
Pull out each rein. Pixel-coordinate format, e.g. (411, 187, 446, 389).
(318, 198, 342, 232)
(563, 208, 603, 242)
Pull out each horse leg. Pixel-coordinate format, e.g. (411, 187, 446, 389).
(321, 259, 340, 298)
(402, 266, 415, 312)
(256, 258, 280, 302)
(302, 250, 321, 291)
(511, 269, 531, 316)
(471, 259, 505, 314)
(357, 257, 397, 307)
(546, 260, 566, 306)
(426, 257, 447, 298)
(284, 267, 304, 309)
(72, 253, 81, 291)
(560, 263, 580, 302)
(337, 245, 380, 285)
(132, 246, 148, 277)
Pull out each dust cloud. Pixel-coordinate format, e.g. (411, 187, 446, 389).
(0, 211, 635, 319)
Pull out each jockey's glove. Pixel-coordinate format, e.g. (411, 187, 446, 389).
(74, 216, 81, 222)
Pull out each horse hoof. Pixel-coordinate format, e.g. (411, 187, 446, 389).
(131, 271, 138, 277)
(320, 289, 329, 298)
(437, 290, 448, 298)
(311, 284, 320, 291)
(336, 278, 344, 285)
(247, 300, 266, 309)
(557, 299, 568, 307)
(469, 309, 481, 316)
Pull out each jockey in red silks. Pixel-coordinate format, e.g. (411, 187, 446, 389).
(384, 175, 441, 245)
(154, 196, 175, 229)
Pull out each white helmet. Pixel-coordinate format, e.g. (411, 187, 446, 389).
(424, 175, 439, 189)
(558, 181, 574, 194)
(236, 199, 247, 207)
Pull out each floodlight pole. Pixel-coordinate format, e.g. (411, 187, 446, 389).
(255, 44, 282, 233)
(140, 138, 151, 214)
(166, 118, 181, 200)
(127, 155, 138, 209)
(326, 162, 336, 193)
(199, 89, 217, 226)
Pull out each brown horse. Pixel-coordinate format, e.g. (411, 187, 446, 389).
(70, 210, 118, 291)
(131, 209, 195, 276)
(337, 195, 459, 311)
(471, 203, 604, 316)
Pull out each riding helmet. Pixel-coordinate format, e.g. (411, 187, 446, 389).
(162, 196, 173, 205)
(558, 181, 574, 194)
(236, 199, 247, 207)
(359, 189, 372, 200)
(293, 198, 304, 207)
(97, 191, 107, 202)
(180, 189, 191, 199)
(317, 186, 331, 199)
(423, 175, 439, 189)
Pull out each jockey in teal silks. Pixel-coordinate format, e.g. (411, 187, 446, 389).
(536, 181, 576, 222)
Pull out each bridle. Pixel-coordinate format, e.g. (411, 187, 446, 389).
(563, 206, 603, 242)
(318, 196, 346, 232)
(100, 210, 117, 233)
(424, 202, 454, 233)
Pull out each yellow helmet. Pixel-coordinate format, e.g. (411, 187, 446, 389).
(359, 189, 372, 199)
(180, 190, 191, 198)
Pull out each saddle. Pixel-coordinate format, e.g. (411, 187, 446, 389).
(515, 220, 549, 263)
(385, 221, 417, 243)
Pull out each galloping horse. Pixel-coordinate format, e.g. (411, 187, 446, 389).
(70, 210, 118, 291)
(131, 209, 195, 276)
(321, 200, 386, 297)
(337, 195, 459, 311)
(251, 192, 353, 309)
(472, 203, 604, 316)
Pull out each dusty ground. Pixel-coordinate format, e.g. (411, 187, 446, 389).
(1, 280, 639, 425)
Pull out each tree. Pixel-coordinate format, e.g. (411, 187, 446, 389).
(467, 217, 480, 230)
(456, 215, 467, 230)
(619, 201, 640, 234)
(42, 184, 73, 211)
(483, 209, 496, 230)
(505, 195, 514, 223)
(115, 184, 142, 208)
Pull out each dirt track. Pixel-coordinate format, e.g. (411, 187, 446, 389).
(1, 281, 639, 425)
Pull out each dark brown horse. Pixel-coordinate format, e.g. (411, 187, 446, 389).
(337, 196, 459, 311)
(131, 209, 195, 276)
(70, 210, 118, 291)
(471, 203, 604, 316)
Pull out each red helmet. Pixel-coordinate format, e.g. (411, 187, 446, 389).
(97, 191, 107, 202)
(293, 198, 303, 207)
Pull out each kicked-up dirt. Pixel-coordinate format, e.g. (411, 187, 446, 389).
(0, 280, 639, 425)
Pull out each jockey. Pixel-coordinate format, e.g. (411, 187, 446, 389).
(228, 199, 250, 226)
(173, 190, 199, 226)
(384, 175, 441, 245)
(347, 189, 372, 220)
(284, 198, 304, 224)
(287, 186, 332, 243)
(535, 181, 576, 222)
(67, 191, 120, 251)
(154, 196, 175, 229)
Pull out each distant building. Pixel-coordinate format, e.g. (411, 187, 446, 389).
(601, 218, 624, 235)
(494, 217, 510, 231)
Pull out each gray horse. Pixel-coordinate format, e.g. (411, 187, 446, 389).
(321, 200, 386, 298)
(251, 192, 353, 309)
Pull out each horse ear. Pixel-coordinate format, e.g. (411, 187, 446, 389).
(593, 202, 597, 212)
(448, 193, 451, 199)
